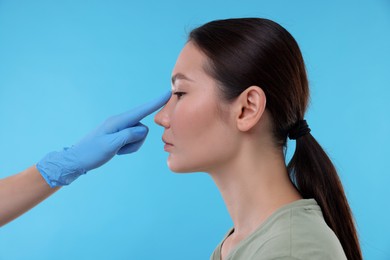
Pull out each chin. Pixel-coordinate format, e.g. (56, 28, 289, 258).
(167, 163, 193, 173)
(167, 159, 200, 173)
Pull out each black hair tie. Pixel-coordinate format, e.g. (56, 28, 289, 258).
(288, 120, 311, 140)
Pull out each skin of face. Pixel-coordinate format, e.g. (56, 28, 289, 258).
(154, 41, 240, 173)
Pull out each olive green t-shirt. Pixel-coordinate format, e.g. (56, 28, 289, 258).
(210, 199, 347, 260)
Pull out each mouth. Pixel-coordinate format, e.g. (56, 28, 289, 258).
(162, 137, 173, 145)
(162, 137, 174, 151)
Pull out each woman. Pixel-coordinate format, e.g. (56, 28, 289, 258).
(155, 18, 362, 259)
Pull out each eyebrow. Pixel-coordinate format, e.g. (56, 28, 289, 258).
(171, 73, 194, 86)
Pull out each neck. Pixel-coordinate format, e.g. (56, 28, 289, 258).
(208, 142, 302, 239)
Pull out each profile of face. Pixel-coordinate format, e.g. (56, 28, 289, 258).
(154, 42, 240, 173)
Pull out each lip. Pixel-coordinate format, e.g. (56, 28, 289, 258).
(162, 137, 174, 151)
(164, 143, 174, 152)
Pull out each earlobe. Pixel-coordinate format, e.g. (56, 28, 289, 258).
(236, 86, 266, 132)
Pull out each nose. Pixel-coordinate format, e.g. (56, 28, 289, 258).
(154, 95, 172, 128)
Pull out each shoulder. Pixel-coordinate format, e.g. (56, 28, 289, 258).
(289, 201, 346, 256)
(236, 199, 348, 259)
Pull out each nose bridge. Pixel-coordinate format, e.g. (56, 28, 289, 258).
(155, 96, 173, 127)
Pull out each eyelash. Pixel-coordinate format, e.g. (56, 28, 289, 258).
(173, 91, 186, 99)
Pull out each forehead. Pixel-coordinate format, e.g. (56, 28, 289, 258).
(172, 42, 207, 78)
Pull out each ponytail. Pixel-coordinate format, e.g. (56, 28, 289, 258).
(288, 133, 362, 260)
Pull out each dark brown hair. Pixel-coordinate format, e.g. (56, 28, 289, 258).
(189, 18, 361, 260)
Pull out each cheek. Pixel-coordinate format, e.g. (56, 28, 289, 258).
(171, 94, 218, 144)
(168, 97, 237, 172)
(173, 104, 210, 139)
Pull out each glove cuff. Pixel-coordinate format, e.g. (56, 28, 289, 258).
(36, 148, 87, 188)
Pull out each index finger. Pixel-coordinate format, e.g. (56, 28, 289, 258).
(107, 91, 171, 132)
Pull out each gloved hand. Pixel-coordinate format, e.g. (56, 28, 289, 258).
(36, 91, 171, 188)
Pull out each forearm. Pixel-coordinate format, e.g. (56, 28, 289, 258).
(0, 166, 60, 227)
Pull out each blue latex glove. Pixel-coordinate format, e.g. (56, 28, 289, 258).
(37, 91, 171, 188)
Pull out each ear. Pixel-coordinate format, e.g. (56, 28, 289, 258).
(235, 86, 266, 132)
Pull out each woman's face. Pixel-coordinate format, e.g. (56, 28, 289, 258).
(154, 42, 239, 173)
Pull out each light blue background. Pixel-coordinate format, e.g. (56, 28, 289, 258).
(1, 0, 389, 259)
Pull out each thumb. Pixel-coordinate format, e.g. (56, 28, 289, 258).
(112, 125, 148, 149)
(117, 138, 146, 155)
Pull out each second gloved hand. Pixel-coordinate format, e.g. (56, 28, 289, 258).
(37, 91, 171, 188)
